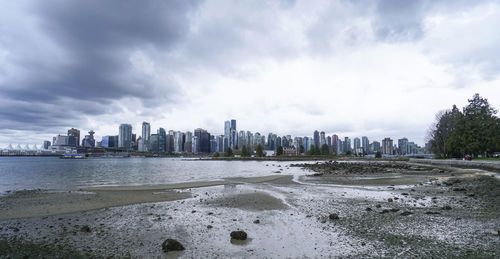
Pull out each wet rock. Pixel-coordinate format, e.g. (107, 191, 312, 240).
(162, 239, 185, 252)
(191, 210, 196, 213)
(375, 204, 381, 208)
(442, 205, 452, 210)
(253, 219, 260, 224)
(207, 225, 213, 229)
(489, 230, 500, 236)
(230, 230, 247, 240)
(390, 208, 400, 212)
(81, 225, 91, 233)
(400, 211, 413, 216)
(401, 193, 409, 196)
(387, 198, 393, 202)
(365, 207, 372, 212)
(273, 171, 281, 174)
(329, 213, 340, 220)
(452, 188, 466, 192)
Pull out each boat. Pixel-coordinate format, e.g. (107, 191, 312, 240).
(60, 149, 87, 159)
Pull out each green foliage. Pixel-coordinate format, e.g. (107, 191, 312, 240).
(241, 145, 250, 157)
(307, 145, 321, 156)
(276, 146, 283, 156)
(212, 152, 220, 157)
(299, 144, 305, 154)
(320, 144, 330, 155)
(256, 144, 265, 157)
(224, 147, 233, 157)
(429, 94, 500, 158)
(375, 151, 382, 158)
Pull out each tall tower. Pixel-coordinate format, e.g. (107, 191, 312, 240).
(118, 124, 133, 149)
(313, 130, 320, 148)
(142, 122, 151, 142)
(68, 128, 80, 147)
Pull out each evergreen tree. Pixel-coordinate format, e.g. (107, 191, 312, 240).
(224, 147, 233, 157)
(321, 144, 330, 155)
(256, 144, 264, 157)
(241, 145, 249, 157)
(276, 146, 283, 156)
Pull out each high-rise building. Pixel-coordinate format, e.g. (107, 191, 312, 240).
(216, 135, 224, 153)
(118, 124, 132, 149)
(82, 130, 96, 148)
(362, 136, 369, 153)
(371, 141, 381, 153)
(101, 136, 118, 148)
(343, 137, 351, 153)
(320, 131, 326, 147)
(149, 134, 159, 152)
(158, 128, 166, 152)
(194, 128, 211, 153)
(382, 137, 394, 155)
(68, 128, 80, 147)
(398, 138, 409, 155)
(353, 137, 361, 150)
(313, 130, 320, 148)
(331, 135, 339, 154)
(184, 131, 193, 153)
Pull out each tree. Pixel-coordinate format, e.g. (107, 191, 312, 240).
(428, 94, 500, 158)
(256, 144, 265, 157)
(224, 147, 233, 157)
(462, 94, 500, 157)
(321, 144, 330, 155)
(375, 151, 382, 158)
(276, 146, 283, 156)
(241, 145, 249, 157)
(299, 144, 305, 154)
(212, 152, 220, 157)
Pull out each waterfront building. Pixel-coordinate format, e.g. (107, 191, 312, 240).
(337, 139, 343, 154)
(398, 137, 409, 155)
(101, 136, 118, 148)
(320, 131, 326, 147)
(343, 137, 351, 153)
(362, 136, 369, 153)
(313, 130, 320, 149)
(43, 140, 51, 150)
(118, 124, 133, 149)
(332, 135, 339, 154)
(158, 128, 166, 152)
(81, 130, 96, 148)
(210, 136, 217, 153)
(174, 131, 185, 153)
(382, 138, 394, 155)
(184, 131, 193, 153)
(353, 137, 361, 154)
(276, 136, 282, 149)
(192, 136, 199, 153)
(216, 135, 224, 153)
(194, 128, 211, 153)
(371, 141, 381, 153)
(149, 134, 159, 152)
(68, 128, 80, 147)
(54, 135, 69, 146)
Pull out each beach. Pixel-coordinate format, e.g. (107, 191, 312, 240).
(1, 160, 499, 258)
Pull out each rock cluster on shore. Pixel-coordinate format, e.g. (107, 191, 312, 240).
(291, 161, 440, 176)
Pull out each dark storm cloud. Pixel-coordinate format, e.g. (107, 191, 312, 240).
(0, 0, 200, 130)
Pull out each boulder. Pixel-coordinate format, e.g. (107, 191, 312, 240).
(230, 230, 248, 240)
(162, 239, 185, 252)
(80, 225, 91, 233)
(329, 213, 340, 220)
(400, 211, 413, 216)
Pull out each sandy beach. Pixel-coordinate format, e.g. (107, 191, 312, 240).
(1, 161, 499, 258)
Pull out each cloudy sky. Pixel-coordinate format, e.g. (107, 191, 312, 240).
(1, 0, 499, 147)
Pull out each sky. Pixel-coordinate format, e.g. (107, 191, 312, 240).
(1, 0, 500, 147)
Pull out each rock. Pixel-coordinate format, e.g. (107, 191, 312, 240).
(81, 225, 91, 233)
(230, 230, 247, 240)
(207, 225, 213, 229)
(442, 205, 452, 210)
(329, 213, 340, 220)
(162, 239, 185, 252)
(388, 198, 393, 202)
(253, 219, 260, 224)
(425, 211, 441, 215)
(466, 192, 475, 197)
(400, 211, 413, 216)
(490, 230, 500, 236)
(452, 188, 466, 192)
(390, 208, 400, 212)
(401, 193, 409, 196)
(273, 171, 281, 174)
(375, 204, 381, 208)
(380, 209, 390, 214)
(365, 207, 372, 212)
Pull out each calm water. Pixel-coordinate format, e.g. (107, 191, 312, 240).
(0, 157, 306, 193)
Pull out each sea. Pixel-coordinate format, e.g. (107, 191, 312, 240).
(0, 157, 307, 193)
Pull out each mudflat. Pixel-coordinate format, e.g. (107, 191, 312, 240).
(1, 162, 499, 258)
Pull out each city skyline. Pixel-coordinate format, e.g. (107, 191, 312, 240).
(1, 1, 500, 147)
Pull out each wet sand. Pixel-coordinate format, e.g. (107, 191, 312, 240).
(1, 162, 499, 258)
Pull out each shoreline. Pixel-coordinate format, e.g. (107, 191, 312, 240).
(0, 175, 294, 220)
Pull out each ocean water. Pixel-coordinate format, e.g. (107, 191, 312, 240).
(0, 157, 306, 193)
